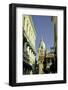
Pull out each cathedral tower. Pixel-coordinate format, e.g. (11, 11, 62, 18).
(38, 39, 46, 74)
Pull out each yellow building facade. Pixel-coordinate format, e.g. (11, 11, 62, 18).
(23, 15, 36, 74)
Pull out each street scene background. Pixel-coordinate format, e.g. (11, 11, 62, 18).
(23, 15, 57, 75)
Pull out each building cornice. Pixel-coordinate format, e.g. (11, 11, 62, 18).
(29, 16, 37, 35)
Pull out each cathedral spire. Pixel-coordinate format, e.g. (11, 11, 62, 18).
(39, 37, 46, 50)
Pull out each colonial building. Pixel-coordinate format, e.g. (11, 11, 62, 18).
(38, 39, 46, 74)
(23, 15, 36, 74)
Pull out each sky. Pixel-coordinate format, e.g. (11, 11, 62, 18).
(32, 15, 54, 53)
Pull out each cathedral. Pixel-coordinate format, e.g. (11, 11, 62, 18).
(38, 39, 46, 74)
(38, 38, 56, 74)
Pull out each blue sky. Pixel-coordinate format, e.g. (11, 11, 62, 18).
(32, 15, 54, 53)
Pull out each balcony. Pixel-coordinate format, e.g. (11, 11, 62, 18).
(23, 30, 36, 54)
(23, 51, 30, 62)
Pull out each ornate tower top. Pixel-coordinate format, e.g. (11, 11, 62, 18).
(39, 38, 46, 50)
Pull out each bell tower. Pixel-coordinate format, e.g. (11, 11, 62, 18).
(38, 38, 46, 74)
